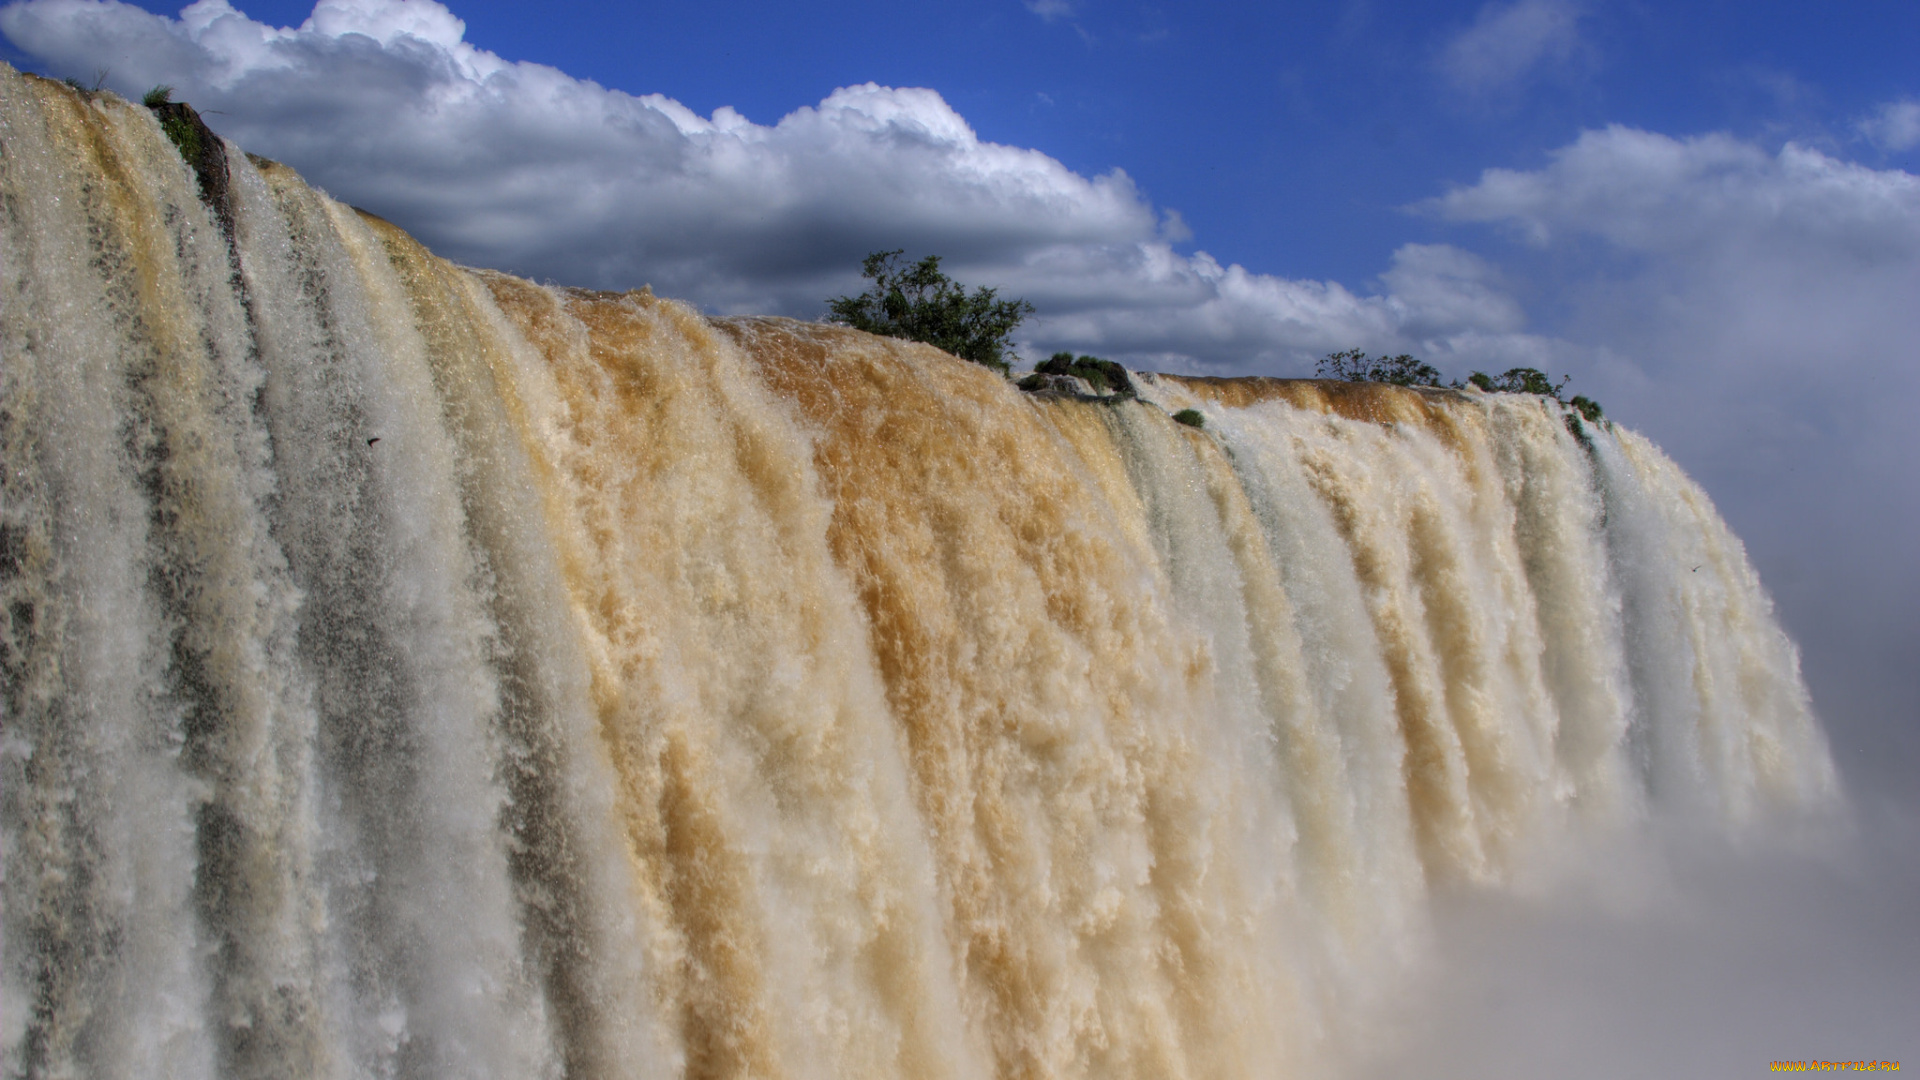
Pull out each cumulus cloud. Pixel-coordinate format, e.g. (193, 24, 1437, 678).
(1, 0, 1152, 301)
(1429, 125, 1920, 258)
(1428, 125, 1920, 791)
(1437, 0, 1585, 96)
(0, 0, 1558, 375)
(1858, 97, 1920, 153)
(1009, 241, 1564, 373)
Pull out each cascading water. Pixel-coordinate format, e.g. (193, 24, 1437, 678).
(0, 69, 1838, 1079)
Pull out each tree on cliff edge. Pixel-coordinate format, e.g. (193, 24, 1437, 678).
(827, 250, 1034, 374)
(1317, 349, 1446, 387)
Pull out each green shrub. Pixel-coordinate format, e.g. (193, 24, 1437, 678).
(1326, 348, 1610, 427)
(1036, 352, 1135, 397)
(1317, 349, 1445, 387)
(826, 250, 1034, 374)
(137, 96, 236, 240)
(157, 112, 203, 162)
(1467, 367, 1569, 397)
(1172, 408, 1205, 429)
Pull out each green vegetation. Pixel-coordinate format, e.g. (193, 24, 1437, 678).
(1322, 350, 1608, 438)
(140, 84, 205, 162)
(1023, 352, 1136, 397)
(137, 93, 236, 241)
(1172, 408, 1206, 429)
(1562, 394, 1605, 443)
(827, 250, 1034, 374)
(155, 109, 204, 163)
(1465, 367, 1570, 397)
(1464, 367, 1608, 441)
(1316, 349, 1446, 387)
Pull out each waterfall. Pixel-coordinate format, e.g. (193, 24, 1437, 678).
(0, 69, 1838, 1080)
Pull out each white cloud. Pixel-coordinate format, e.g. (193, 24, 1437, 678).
(1858, 97, 1920, 153)
(1376, 243, 1524, 339)
(0, 0, 1153, 301)
(1437, 0, 1584, 96)
(1002, 241, 1560, 374)
(1428, 125, 1920, 257)
(1427, 126, 1920, 457)
(0, 0, 1547, 374)
(1023, 0, 1074, 22)
(1019, 231, 1546, 371)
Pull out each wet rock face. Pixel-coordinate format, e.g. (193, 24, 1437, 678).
(1017, 371, 1096, 396)
(148, 99, 234, 240)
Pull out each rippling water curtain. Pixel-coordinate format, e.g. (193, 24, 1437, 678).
(0, 69, 1837, 1080)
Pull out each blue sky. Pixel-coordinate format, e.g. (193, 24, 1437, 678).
(3, 0, 1916, 794)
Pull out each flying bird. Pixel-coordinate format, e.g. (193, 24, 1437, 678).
(367, 437, 381, 446)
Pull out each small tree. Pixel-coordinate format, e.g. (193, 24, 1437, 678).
(1462, 367, 1606, 439)
(1324, 351, 1605, 425)
(827, 250, 1034, 373)
(1317, 349, 1445, 387)
(1466, 367, 1570, 397)
(1031, 352, 1135, 397)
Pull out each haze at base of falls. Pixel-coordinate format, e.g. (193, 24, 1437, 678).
(0, 69, 1840, 1080)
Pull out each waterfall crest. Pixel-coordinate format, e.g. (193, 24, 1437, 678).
(1, 70, 1837, 1080)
